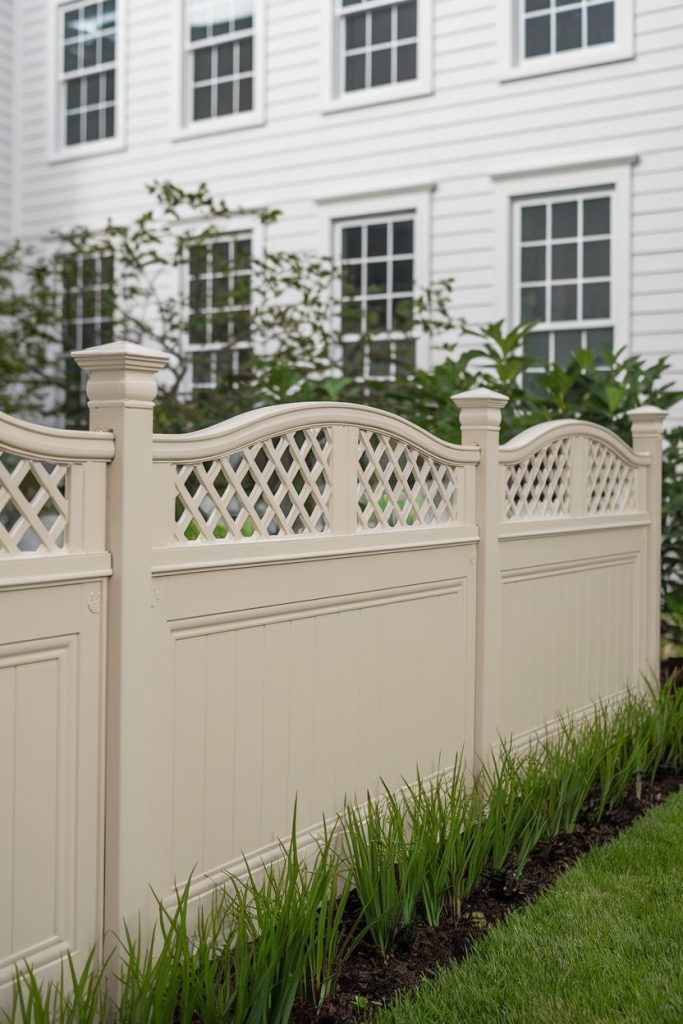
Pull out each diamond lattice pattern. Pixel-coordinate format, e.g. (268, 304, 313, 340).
(357, 431, 458, 530)
(505, 439, 572, 520)
(0, 452, 68, 554)
(587, 440, 635, 514)
(175, 428, 332, 541)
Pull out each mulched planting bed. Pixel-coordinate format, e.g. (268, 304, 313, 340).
(289, 769, 683, 1024)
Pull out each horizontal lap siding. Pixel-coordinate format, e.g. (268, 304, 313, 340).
(14, 1, 683, 414)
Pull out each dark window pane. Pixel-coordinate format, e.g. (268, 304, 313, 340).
(189, 313, 207, 345)
(524, 331, 549, 362)
(213, 277, 229, 307)
(556, 9, 582, 51)
(552, 243, 577, 280)
(583, 197, 610, 235)
(217, 82, 233, 115)
(393, 220, 413, 254)
(583, 240, 610, 278)
(342, 263, 362, 295)
(83, 258, 96, 286)
(522, 205, 546, 241)
(102, 1, 116, 29)
(394, 339, 415, 374)
(343, 341, 363, 377)
(521, 286, 546, 321)
(86, 73, 100, 105)
(86, 109, 100, 141)
(235, 15, 253, 31)
(233, 310, 251, 341)
(368, 223, 387, 256)
(213, 242, 230, 274)
(194, 85, 212, 119)
(398, 0, 417, 38)
(234, 275, 251, 304)
(372, 8, 391, 44)
(99, 321, 113, 344)
(393, 297, 413, 330)
(523, 370, 545, 397)
(555, 329, 582, 368)
(526, 0, 549, 10)
(235, 238, 251, 267)
(65, 10, 79, 38)
(238, 77, 252, 111)
(393, 259, 413, 292)
(371, 48, 391, 87)
(213, 19, 230, 37)
(370, 341, 391, 377)
(342, 301, 362, 333)
(190, 20, 207, 42)
(105, 106, 114, 137)
(552, 202, 578, 238)
(190, 278, 207, 309)
(218, 43, 233, 76)
(67, 79, 81, 110)
(106, 70, 115, 101)
(342, 226, 362, 259)
(81, 323, 96, 348)
(367, 261, 387, 293)
(587, 3, 614, 46)
(367, 299, 387, 331)
(195, 47, 213, 81)
(551, 284, 577, 320)
(586, 328, 613, 360)
(345, 53, 365, 90)
(83, 288, 96, 319)
(521, 245, 545, 282)
(101, 34, 115, 63)
(190, 246, 207, 277)
(83, 39, 97, 67)
(397, 43, 417, 81)
(239, 37, 253, 72)
(101, 256, 114, 283)
(193, 352, 212, 385)
(583, 282, 610, 318)
(346, 12, 366, 49)
(65, 44, 79, 72)
(525, 15, 550, 57)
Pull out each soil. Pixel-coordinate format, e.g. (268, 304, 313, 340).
(289, 770, 683, 1024)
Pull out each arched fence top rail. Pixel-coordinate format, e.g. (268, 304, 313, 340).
(152, 402, 480, 467)
(0, 411, 115, 463)
(499, 419, 651, 469)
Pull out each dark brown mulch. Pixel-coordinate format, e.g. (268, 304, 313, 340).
(289, 770, 683, 1024)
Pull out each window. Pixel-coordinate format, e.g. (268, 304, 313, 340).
(187, 234, 252, 389)
(338, 215, 416, 380)
(60, 1, 117, 148)
(185, 0, 255, 123)
(62, 253, 114, 350)
(515, 190, 614, 389)
(338, 0, 417, 93)
(522, 0, 614, 60)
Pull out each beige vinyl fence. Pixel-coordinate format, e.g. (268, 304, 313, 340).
(0, 342, 665, 1005)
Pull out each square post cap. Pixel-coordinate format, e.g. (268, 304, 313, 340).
(626, 405, 668, 430)
(73, 341, 170, 408)
(452, 388, 509, 431)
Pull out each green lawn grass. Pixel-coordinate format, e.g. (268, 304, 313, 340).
(376, 787, 683, 1024)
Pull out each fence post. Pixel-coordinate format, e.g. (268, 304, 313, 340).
(452, 388, 509, 763)
(73, 342, 170, 944)
(627, 405, 667, 686)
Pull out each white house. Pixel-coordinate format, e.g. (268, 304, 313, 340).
(1, 0, 682, 413)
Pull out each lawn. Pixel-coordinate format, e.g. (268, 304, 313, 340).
(376, 786, 683, 1024)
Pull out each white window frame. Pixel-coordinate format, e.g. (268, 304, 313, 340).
(323, 0, 433, 114)
(180, 213, 265, 393)
(498, 0, 634, 81)
(48, 0, 127, 163)
(172, 0, 265, 142)
(492, 155, 637, 366)
(317, 183, 434, 373)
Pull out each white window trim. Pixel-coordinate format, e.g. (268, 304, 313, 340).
(317, 183, 434, 371)
(498, 0, 634, 82)
(179, 213, 265, 394)
(492, 156, 637, 357)
(48, 0, 127, 164)
(171, 0, 265, 142)
(322, 0, 433, 115)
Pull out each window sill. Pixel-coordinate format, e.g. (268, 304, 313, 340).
(500, 44, 634, 83)
(48, 137, 127, 165)
(322, 80, 433, 116)
(172, 110, 266, 142)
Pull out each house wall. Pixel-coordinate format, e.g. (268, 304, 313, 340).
(0, 0, 13, 245)
(11, 1, 683, 413)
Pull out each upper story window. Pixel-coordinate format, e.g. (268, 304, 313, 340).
(187, 234, 252, 390)
(60, 1, 117, 149)
(185, 0, 255, 124)
(338, 214, 416, 380)
(523, 0, 613, 59)
(515, 190, 614, 389)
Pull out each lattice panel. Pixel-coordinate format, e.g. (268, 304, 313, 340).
(0, 452, 69, 554)
(357, 431, 458, 530)
(505, 439, 572, 520)
(587, 440, 636, 515)
(175, 428, 332, 541)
